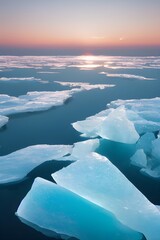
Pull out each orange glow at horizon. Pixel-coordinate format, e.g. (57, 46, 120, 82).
(0, 0, 160, 51)
(1, 34, 160, 49)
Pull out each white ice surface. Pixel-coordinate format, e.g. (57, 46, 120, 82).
(61, 139, 100, 161)
(98, 107, 139, 144)
(55, 81, 115, 90)
(73, 107, 139, 144)
(103, 72, 155, 80)
(0, 144, 72, 184)
(53, 152, 160, 240)
(0, 89, 81, 116)
(0, 77, 47, 83)
(16, 177, 143, 240)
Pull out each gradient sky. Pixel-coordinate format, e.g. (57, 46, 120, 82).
(0, 0, 160, 55)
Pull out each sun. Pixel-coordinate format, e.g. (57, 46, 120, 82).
(79, 55, 97, 62)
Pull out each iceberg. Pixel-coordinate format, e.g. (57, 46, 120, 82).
(0, 90, 81, 116)
(73, 107, 139, 144)
(0, 144, 72, 184)
(130, 149, 147, 168)
(0, 115, 9, 128)
(52, 152, 160, 240)
(98, 107, 139, 144)
(16, 177, 144, 240)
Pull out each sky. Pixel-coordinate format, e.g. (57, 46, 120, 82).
(0, 0, 160, 55)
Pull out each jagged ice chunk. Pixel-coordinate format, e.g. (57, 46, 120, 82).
(16, 177, 144, 240)
(52, 152, 160, 240)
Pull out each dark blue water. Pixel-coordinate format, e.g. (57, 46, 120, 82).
(0, 56, 160, 240)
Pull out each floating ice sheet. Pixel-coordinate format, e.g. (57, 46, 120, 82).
(0, 144, 72, 184)
(0, 77, 47, 84)
(0, 115, 9, 128)
(100, 72, 155, 80)
(0, 89, 81, 116)
(55, 81, 115, 90)
(16, 177, 144, 240)
(53, 152, 160, 240)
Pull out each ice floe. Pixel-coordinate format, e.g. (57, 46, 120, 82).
(0, 77, 47, 83)
(100, 72, 155, 80)
(0, 115, 9, 129)
(52, 152, 160, 240)
(108, 98, 160, 124)
(16, 177, 144, 240)
(55, 81, 115, 90)
(0, 144, 72, 184)
(0, 89, 81, 116)
(38, 71, 59, 74)
(72, 97, 160, 178)
(73, 107, 139, 144)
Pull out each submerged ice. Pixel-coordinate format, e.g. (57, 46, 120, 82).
(16, 177, 144, 240)
(0, 144, 72, 184)
(0, 115, 8, 129)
